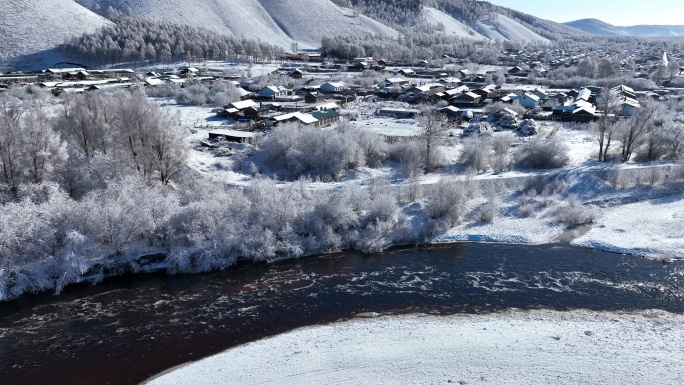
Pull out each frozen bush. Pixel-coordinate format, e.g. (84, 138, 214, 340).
(550, 195, 595, 228)
(390, 140, 426, 178)
(403, 172, 423, 203)
(517, 202, 536, 218)
(176, 84, 210, 105)
(460, 136, 490, 173)
(647, 166, 663, 186)
(515, 135, 570, 169)
(355, 218, 395, 253)
(424, 177, 465, 226)
(145, 83, 180, 98)
(478, 203, 499, 223)
(253, 124, 387, 181)
(339, 124, 389, 168)
(209, 81, 246, 106)
(523, 175, 566, 195)
(490, 134, 515, 172)
(674, 160, 684, 181)
(606, 167, 625, 190)
(516, 189, 537, 218)
(481, 180, 506, 204)
(364, 193, 398, 223)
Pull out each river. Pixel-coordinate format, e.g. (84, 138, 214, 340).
(0, 243, 682, 385)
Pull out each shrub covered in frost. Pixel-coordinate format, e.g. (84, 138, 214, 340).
(515, 135, 570, 169)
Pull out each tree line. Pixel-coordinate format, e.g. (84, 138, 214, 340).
(321, 33, 502, 62)
(61, 10, 285, 67)
(0, 87, 187, 198)
(0, 89, 585, 301)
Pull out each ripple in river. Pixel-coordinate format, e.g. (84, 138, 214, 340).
(0, 243, 682, 385)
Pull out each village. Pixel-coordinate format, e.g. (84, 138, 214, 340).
(1, 43, 682, 149)
(6, 1, 684, 384)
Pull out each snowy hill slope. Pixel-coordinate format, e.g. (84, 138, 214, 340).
(564, 19, 629, 36)
(420, 7, 547, 43)
(623, 25, 684, 37)
(258, 0, 398, 47)
(0, 0, 109, 65)
(565, 18, 684, 37)
(77, 0, 294, 48)
(421, 7, 487, 40)
(475, 14, 549, 43)
(76, 0, 398, 49)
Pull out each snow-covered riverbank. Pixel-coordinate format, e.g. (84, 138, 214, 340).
(146, 310, 684, 385)
(432, 191, 684, 260)
(574, 195, 684, 260)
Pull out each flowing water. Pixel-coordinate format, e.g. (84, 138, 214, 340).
(1, 243, 683, 385)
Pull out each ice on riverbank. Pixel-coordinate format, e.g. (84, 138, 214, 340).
(574, 195, 684, 260)
(434, 216, 567, 244)
(146, 309, 684, 385)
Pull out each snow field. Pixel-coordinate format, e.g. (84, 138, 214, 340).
(147, 309, 684, 385)
(259, 0, 398, 48)
(4, 0, 564, 68)
(476, 14, 549, 43)
(348, 117, 424, 137)
(0, 0, 109, 66)
(77, 0, 398, 50)
(574, 195, 684, 260)
(168, 98, 684, 260)
(421, 7, 487, 40)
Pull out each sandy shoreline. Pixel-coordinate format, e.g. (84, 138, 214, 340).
(145, 309, 684, 385)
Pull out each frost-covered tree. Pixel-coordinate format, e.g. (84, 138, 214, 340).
(248, 123, 385, 181)
(0, 94, 25, 196)
(23, 99, 68, 184)
(416, 104, 448, 172)
(515, 133, 569, 169)
(592, 87, 621, 162)
(618, 102, 658, 162)
(0, 93, 68, 197)
(460, 136, 490, 173)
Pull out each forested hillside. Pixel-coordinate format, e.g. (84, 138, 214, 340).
(63, 11, 285, 67)
(0, 0, 109, 67)
(76, 0, 397, 49)
(566, 18, 684, 37)
(333, 0, 586, 41)
(3, 0, 593, 69)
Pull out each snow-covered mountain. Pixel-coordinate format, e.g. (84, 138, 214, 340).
(0, 0, 607, 70)
(474, 14, 549, 43)
(564, 19, 632, 36)
(565, 18, 684, 37)
(256, 0, 398, 48)
(621, 25, 684, 37)
(0, 0, 110, 66)
(421, 7, 488, 40)
(75, 0, 397, 49)
(420, 6, 549, 43)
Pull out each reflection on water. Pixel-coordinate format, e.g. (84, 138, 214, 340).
(0, 243, 682, 385)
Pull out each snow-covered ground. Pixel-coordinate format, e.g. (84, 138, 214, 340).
(422, 7, 487, 40)
(435, 212, 567, 244)
(0, 0, 109, 70)
(259, 0, 398, 48)
(574, 195, 684, 260)
(147, 310, 684, 385)
(349, 117, 424, 137)
(164, 98, 684, 261)
(476, 14, 549, 43)
(552, 123, 597, 166)
(75, 0, 397, 50)
(5, 0, 401, 68)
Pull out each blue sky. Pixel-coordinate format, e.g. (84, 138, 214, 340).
(484, 0, 683, 26)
